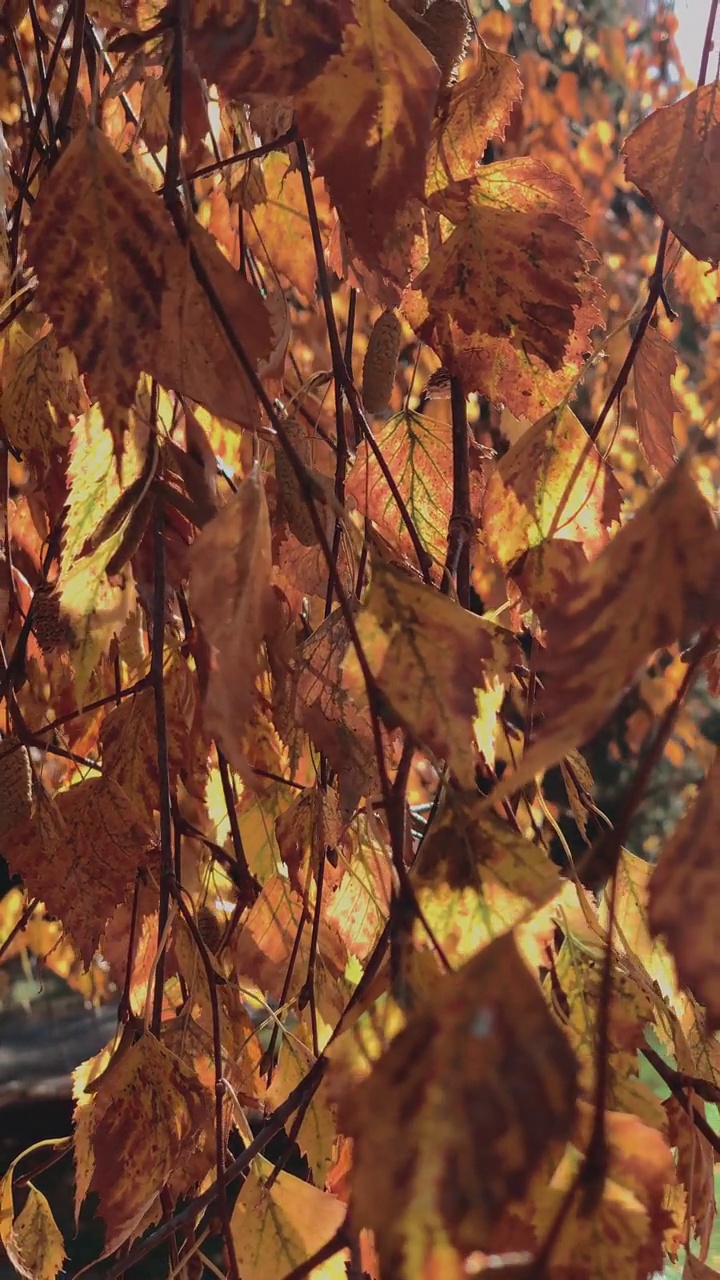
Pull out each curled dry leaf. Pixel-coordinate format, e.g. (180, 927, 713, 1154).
(189, 462, 273, 775)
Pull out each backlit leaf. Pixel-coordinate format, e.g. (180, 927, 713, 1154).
(343, 557, 520, 787)
(230, 1161, 347, 1280)
(296, 0, 440, 271)
(0, 1153, 65, 1280)
(483, 405, 621, 613)
(0, 328, 87, 464)
(633, 326, 678, 478)
(337, 932, 577, 1274)
(25, 127, 169, 452)
(624, 83, 720, 264)
(490, 462, 720, 803)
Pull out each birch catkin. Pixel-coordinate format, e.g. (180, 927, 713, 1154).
(362, 310, 402, 415)
(0, 738, 32, 836)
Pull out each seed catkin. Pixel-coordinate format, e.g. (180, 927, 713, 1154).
(275, 420, 319, 548)
(197, 906, 224, 954)
(362, 310, 402, 415)
(419, 0, 471, 88)
(32, 583, 75, 654)
(0, 737, 32, 837)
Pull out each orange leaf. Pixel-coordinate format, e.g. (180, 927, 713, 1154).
(73, 1034, 210, 1255)
(624, 84, 720, 264)
(490, 462, 720, 804)
(633, 326, 678, 478)
(649, 750, 720, 1027)
(189, 462, 272, 774)
(296, 0, 440, 272)
(407, 158, 595, 374)
(245, 152, 330, 302)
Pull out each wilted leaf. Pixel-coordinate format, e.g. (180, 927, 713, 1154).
(230, 1161, 347, 1280)
(343, 557, 520, 787)
(335, 932, 577, 1273)
(73, 1034, 210, 1255)
(407, 159, 594, 374)
(483, 405, 621, 613)
(25, 127, 169, 451)
(490, 462, 720, 802)
(649, 750, 720, 1027)
(0, 1153, 65, 1280)
(6, 777, 156, 965)
(347, 408, 454, 564)
(633, 326, 678, 478)
(295, 0, 440, 270)
(189, 463, 272, 773)
(624, 83, 720, 264)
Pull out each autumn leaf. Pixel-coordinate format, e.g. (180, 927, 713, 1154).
(0, 327, 87, 464)
(633, 326, 678, 477)
(425, 38, 522, 198)
(230, 1159, 347, 1280)
(489, 462, 720, 803)
(0, 1151, 65, 1280)
(406, 158, 595, 378)
(25, 126, 170, 453)
(73, 1034, 210, 1256)
(334, 932, 577, 1274)
(189, 462, 272, 774)
(624, 82, 720, 264)
(296, 0, 440, 272)
(483, 405, 621, 613)
(245, 151, 330, 301)
(268, 1030, 337, 1185)
(347, 408, 454, 564)
(343, 557, 520, 787)
(188, 0, 349, 99)
(6, 776, 156, 966)
(648, 750, 720, 1027)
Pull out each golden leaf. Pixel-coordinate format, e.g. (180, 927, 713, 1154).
(189, 462, 272, 774)
(0, 1152, 65, 1280)
(343, 557, 520, 787)
(337, 932, 577, 1275)
(483, 405, 621, 613)
(230, 1160, 347, 1280)
(0, 328, 87, 463)
(268, 1030, 337, 1185)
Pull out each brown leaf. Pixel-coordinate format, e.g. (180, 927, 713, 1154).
(334, 932, 577, 1272)
(649, 750, 720, 1027)
(295, 0, 440, 271)
(73, 1034, 210, 1255)
(490, 462, 720, 804)
(634, 326, 678, 478)
(25, 127, 169, 451)
(6, 777, 156, 966)
(624, 83, 720, 264)
(149, 219, 273, 428)
(189, 463, 272, 774)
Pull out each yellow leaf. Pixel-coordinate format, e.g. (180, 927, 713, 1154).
(343, 557, 519, 787)
(231, 1161, 347, 1280)
(0, 1154, 65, 1280)
(189, 462, 272, 774)
(268, 1030, 337, 1186)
